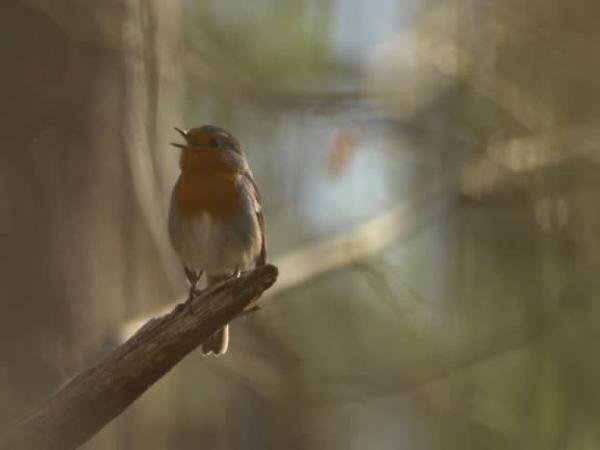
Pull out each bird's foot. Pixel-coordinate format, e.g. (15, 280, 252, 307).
(186, 286, 201, 302)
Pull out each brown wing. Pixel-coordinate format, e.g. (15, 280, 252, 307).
(243, 171, 267, 266)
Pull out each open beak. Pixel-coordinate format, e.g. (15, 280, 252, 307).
(171, 127, 189, 150)
(174, 127, 188, 139)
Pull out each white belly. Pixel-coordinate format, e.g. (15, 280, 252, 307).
(169, 210, 262, 276)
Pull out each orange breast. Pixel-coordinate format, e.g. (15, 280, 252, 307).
(175, 147, 242, 219)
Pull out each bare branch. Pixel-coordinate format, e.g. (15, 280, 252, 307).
(0, 265, 278, 450)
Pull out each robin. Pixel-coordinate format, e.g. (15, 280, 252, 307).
(169, 125, 266, 355)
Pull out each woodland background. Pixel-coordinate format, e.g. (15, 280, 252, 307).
(2, 0, 600, 448)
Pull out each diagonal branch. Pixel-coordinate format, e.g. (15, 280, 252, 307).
(121, 176, 455, 340)
(0, 264, 278, 450)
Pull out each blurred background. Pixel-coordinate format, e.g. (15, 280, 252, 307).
(2, 0, 600, 448)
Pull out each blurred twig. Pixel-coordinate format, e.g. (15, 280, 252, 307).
(0, 265, 278, 450)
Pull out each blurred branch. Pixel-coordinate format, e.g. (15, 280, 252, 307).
(121, 175, 456, 340)
(270, 197, 448, 299)
(0, 265, 278, 450)
(307, 256, 598, 405)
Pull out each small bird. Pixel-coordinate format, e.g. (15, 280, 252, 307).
(168, 125, 266, 355)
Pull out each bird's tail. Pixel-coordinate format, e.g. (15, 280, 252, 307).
(202, 324, 229, 355)
(202, 274, 231, 355)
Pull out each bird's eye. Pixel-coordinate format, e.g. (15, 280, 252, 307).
(208, 137, 220, 148)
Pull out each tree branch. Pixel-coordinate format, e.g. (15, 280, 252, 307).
(0, 264, 278, 450)
(121, 177, 455, 340)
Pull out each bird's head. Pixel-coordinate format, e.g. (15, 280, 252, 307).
(172, 125, 242, 154)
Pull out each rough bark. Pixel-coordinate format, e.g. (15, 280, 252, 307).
(0, 265, 278, 450)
